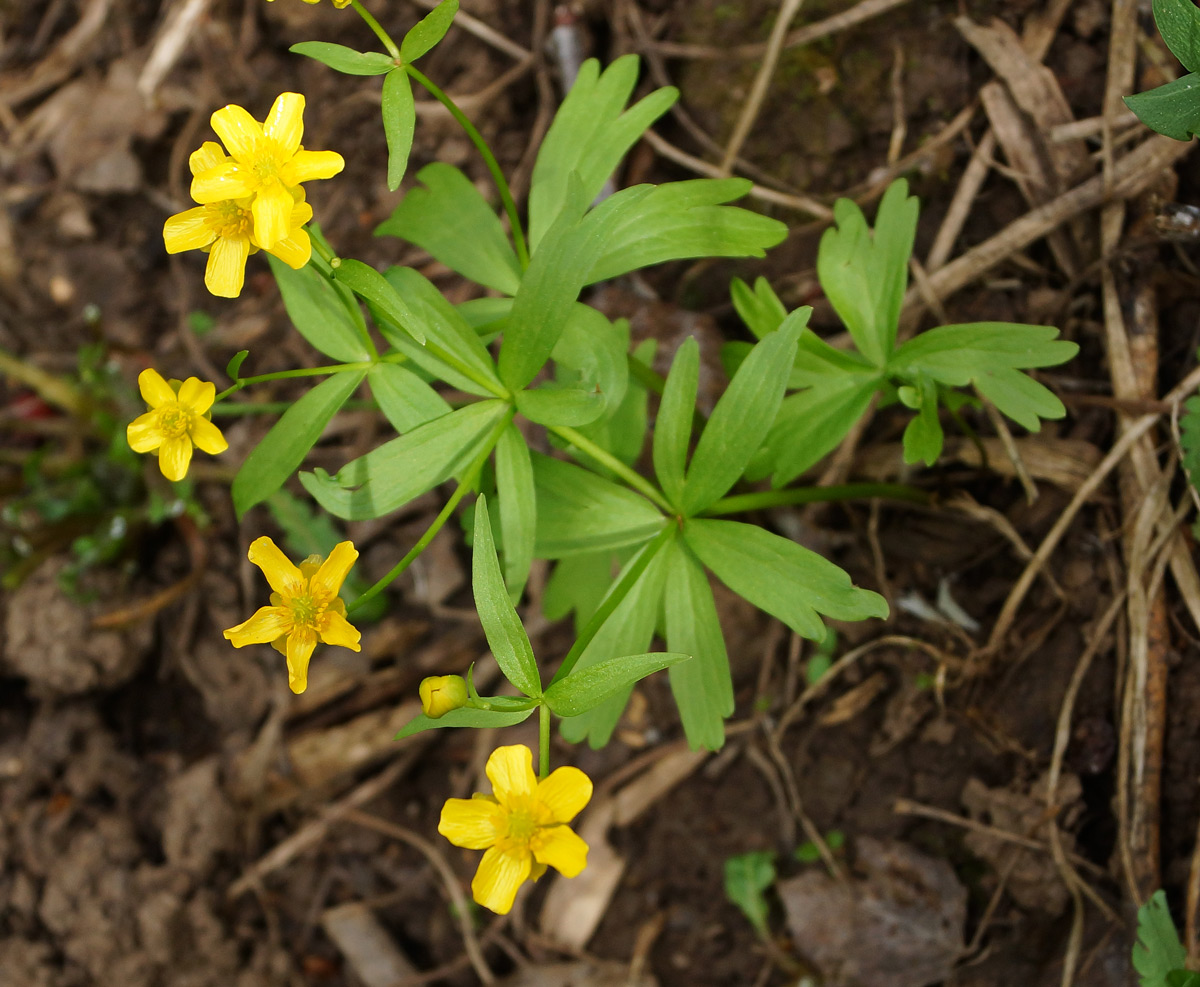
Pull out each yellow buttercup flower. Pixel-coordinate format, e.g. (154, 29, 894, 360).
(419, 675, 469, 718)
(164, 142, 313, 298)
(439, 745, 591, 915)
(223, 537, 361, 693)
(190, 93, 344, 250)
(126, 369, 228, 481)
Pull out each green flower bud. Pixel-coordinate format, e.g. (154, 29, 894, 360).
(419, 674, 469, 718)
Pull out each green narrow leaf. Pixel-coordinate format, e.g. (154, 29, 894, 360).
(472, 497, 541, 698)
(289, 42, 394, 75)
(367, 362, 451, 433)
(267, 254, 371, 362)
(382, 69, 416, 191)
(395, 704, 534, 740)
(225, 349, 249, 381)
(653, 336, 698, 510)
(664, 538, 732, 750)
(515, 386, 605, 427)
(1155, 0, 1200, 73)
(684, 518, 888, 639)
(888, 323, 1078, 380)
(375, 163, 521, 294)
(1180, 394, 1200, 480)
(973, 367, 1065, 431)
(543, 552, 617, 629)
(232, 370, 366, 518)
(550, 304, 630, 420)
(572, 336, 653, 472)
(1134, 890, 1187, 987)
(1124, 74, 1200, 141)
(766, 376, 881, 486)
(899, 375, 943, 466)
(724, 851, 776, 936)
(495, 422, 535, 600)
(333, 258, 427, 344)
(400, 0, 459, 62)
(544, 652, 688, 717)
(681, 323, 799, 515)
(731, 276, 788, 340)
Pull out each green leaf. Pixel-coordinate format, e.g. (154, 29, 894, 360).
(790, 321, 874, 388)
(817, 178, 918, 366)
(395, 703, 534, 740)
(888, 323, 1078, 383)
(663, 537, 732, 750)
(1125, 73, 1200, 141)
(267, 254, 372, 362)
(1155, 0, 1200, 73)
(551, 304, 629, 419)
(472, 497, 541, 697)
(724, 851, 776, 937)
(543, 552, 616, 628)
(225, 349, 249, 381)
(1181, 394, 1200, 481)
(528, 55, 677, 248)
(681, 323, 799, 515)
(290, 42, 394, 75)
(766, 375, 881, 486)
(653, 336, 698, 510)
(974, 366, 1065, 432)
(731, 276, 788, 340)
(544, 651, 688, 717)
(333, 259, 427, 344)
(382, 69, 416, 191)
(375, 163, 521, 294)
(495, 422, 535, 599)
(515, 386, 606, 426)
(1134, 890, 1187, 987)
(1167, 972, 1200, 987)
(232, 370, 366, 518)
(367, 362, 452, 433)
(532, 452, 665, 557)
(301, 399, 507, 520)
(401, 0, 458, 61)
(572, 337, 653, 471)
(585, 179, 787, 284)
(900, 375, 943, 465)
(684, 517, 888, 639)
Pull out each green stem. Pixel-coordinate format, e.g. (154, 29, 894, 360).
(346, 408, 515, 614)
(550, 523, 675, 688)
(703, 483, 930, 516)
(404, 65, 530, 270)
(549, 425, 673, 514)
(350, 0, 400, 58)
(538, 703, 550, 779)
(213, 361, 372, 403)
(213, 399, 379, 416)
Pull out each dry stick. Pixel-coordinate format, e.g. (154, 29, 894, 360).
(408, 0, 531, 59)
(717, 0, 807, 177)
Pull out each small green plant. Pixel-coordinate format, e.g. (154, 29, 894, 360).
(1125, 0, 1200, 141)
(1134, 890, 1197, 987)
(724, 851, 778, 937)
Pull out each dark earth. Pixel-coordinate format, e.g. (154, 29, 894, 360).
(3, 0, 1199, 985)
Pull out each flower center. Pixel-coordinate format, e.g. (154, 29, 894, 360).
(505, 806, 538, 845)
(289, 594, 324, 627)
(155, 403, 191, 439)
(207, 200, 253, 240)
(253, 148, 281, 185)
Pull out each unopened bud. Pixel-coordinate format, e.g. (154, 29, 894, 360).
(419, 675, 469, 718)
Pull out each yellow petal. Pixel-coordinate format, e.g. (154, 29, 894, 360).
(531, 824, 588, 878)
(278, 149, 345, 186)
(163, 206, 214, 253)
(158, 435, 193, 482)
(127, 411, 163, 453)
(317, 609, 361, 651)
(264, 92, 305, 157)
(211, 103, 263, 161)
(291, 200, 314, 226)
(177, 377, 216, 415)
(535, 766, 592, 824)
(438, 797, 502, 850)
(247, 536, 304, 597)
(311, 541, 358, 598)
(224, 605, 294, 647)
(205, 235, 250, 298)
(267, 226, 311, 270)
(251, 182, 294, 250)
(138, 368, 175, 408)
(189, 415, 228, 455)
(189, 141, 227, 176)
(471, 845, 531, 915)
(486, 745, 537, 804)
(285, 626, 318, 693)
(191, 161, 256, 203)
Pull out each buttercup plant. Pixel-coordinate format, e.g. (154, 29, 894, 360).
(132, 0, 1078, 912)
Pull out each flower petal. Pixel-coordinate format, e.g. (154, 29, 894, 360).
(531, 824, 589, 878)
(158, 435, 193, 482)
(189, 415, 228, 455)
(311, 541, 358, 599)
(224, 605, 294, 647)
(535, 766, 592, 824)
(251, 182, 294, 250)
(138, 368, 175, 408)
(471, 845, 531, 915)
(285, 626, 318, 693)
(267, 226, 311, 270)
(247, 536, 304, 597)
(205, 235, 250, 298)
(163, 206, 214, 254)
(439, 797, 503, 850)
(178, 377, 216, 415)
(189, 141, 227, 176)
(291, 199, 314, 226)
(278, 149, 345, 185)
(211, 103, 263, 161)
(190, 161, 256, 203)
(126, 411, 163, 453)
(264, 92, 305, 157)
(486, 745, 537, 805)
(317, 609, 361, 651)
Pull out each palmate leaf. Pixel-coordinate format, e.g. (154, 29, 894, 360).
(1133, 890, 1187, 987)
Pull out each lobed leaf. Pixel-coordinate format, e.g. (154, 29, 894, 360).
(1133, 890, 1187, 987)
(724, 851, 776, 937)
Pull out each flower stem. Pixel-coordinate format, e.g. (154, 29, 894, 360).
(538, 703, 551, 779)
(702, 483, 930, 516)
(404, 64, 530, 270)
(350, 0, 401, 58)
(346, 408, 515, 613)
(549, 424, 673, 514)
(213, 361, 372, 403)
